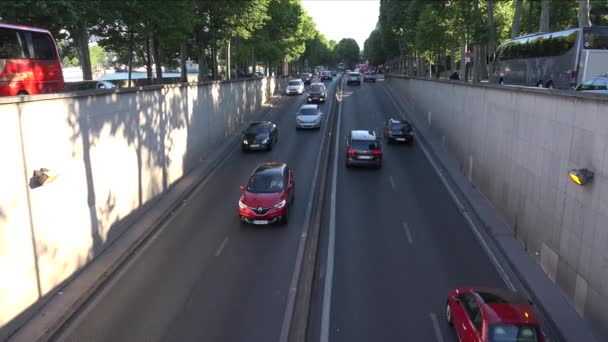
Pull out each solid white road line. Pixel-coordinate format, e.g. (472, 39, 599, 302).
(389, 175, 396, 190)
(278, 77, 338, 342)
(429, 313, 445, 342)
(381, 84, 516, 292)
(402, 221, 413, 245)
(214, 237, 229, 257)
(320, 78, 343, 342)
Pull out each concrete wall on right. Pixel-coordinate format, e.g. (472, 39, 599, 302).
(386, 75, 608, 335)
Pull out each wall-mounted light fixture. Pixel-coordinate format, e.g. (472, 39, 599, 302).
(568, 168, 594, 186)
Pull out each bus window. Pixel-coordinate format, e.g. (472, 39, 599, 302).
(584, 27, 608, 50)
(0, 24, 64, 97)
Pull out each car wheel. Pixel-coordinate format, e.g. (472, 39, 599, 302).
(240, 216, 248, 225)
(268, 142, 273, 151)
(281, 208, 289, 225)
(446, 302, 453, 325)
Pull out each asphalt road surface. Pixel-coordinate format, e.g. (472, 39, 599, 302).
(58, 76, 337, 342)
(58, 75, 515, 342)
(308, 77, 508, 342)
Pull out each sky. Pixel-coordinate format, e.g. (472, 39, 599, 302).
(300, 0, 380, 51)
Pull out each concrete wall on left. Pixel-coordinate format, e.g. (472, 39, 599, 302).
(0, 76, 286, 332)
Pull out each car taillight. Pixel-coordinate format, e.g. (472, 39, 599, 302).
(570, 70, 577, 88)
(347, 148, 357, 156)
(372, 150, 382, 156)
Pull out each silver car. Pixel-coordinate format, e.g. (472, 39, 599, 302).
(286, 79, 304, 95)
(575, 74, 608, 94)
(296, 104, 323, 129)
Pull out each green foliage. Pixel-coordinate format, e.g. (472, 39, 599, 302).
(89, 45, 107, 71)
(335, 38, 360, 67)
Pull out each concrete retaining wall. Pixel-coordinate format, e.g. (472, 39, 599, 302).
(0, 76, 286, 330)
(386, 75, 608, 334)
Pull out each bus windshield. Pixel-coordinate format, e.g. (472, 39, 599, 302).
(583, 27, 608, 50)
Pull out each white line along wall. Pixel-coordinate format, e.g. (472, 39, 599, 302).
(0, 76, 287, 334)
(386, 75, 608, 335)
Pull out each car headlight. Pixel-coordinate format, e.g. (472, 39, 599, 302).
(239, 199, 248, 209)
(262, 138, 269, 144)
(273, 199, 286, 208)
(243, 140, 248, 144)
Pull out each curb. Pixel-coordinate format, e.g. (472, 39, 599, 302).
(9, 88, 286, 342)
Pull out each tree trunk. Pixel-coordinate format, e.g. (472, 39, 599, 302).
(481, 44, 489, 80)
(512, 0, 523, 38)
(460, 42, 467, 79)
(252, 47, 256, 74)
(450, 43, 456, 73)
(578, 0, 591, 27)
(76, 25, 93, 80)
(226, 39, 231, 80)
(153, 34, 163, 82)
(145, 38, 153, 82)
(128, 31, 134, 88)
(540, 0, 551, 32)
(472, 45, 479, 82)
(487, 0, 496, 57)
(526, 0, 534, 33)
(180, 41, 187, 83)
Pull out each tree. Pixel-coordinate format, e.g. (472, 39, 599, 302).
(89, 45, 107, 71)
(540, 0, 551, 32)
(512, 0, 524, 38)
(578, 0, 592, 27)
(334, 38, 360, 68)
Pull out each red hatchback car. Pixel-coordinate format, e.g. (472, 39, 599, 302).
(239, 162, 294, 225)
(446, 287, 545, 342)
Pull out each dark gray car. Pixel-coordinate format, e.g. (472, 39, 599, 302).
(242, 121, 278, 151)
(345, 130, 382, 168)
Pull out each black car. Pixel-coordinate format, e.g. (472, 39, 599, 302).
(301, 72, 313, 85)
(345, 130, 382, 168)
(307, 83, 327, 103)
(384, 118, 414, 144)
(242, 121, 278, 151)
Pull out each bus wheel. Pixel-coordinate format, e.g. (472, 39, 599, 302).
(499, 78, 504, 85)
(536, 81, 543, 88)
(546, 81, 554, 89)
(17, 91, 28, 95)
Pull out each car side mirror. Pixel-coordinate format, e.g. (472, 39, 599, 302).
(240, 185, 245, 191)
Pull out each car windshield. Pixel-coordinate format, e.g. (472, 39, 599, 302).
(350, 73, 359, 76)
(309, 85, 324, 92)
(289, 81, 301, 86)
(390, 123, 408, 130)
(245, 123, 269, 134)
(489, 324, 540, 342)
(246, 174, 284, 193)
(299, 107, 318, 116)
(351, 140, 379, 151)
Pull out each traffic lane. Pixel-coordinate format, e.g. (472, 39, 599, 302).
(59, 80, 337, 342)
(329, 80, 438, 342)
(163, 77, 338, 341)
(328, 80, 505, 342)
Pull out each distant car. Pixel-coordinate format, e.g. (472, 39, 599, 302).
(446, 287, 545, 342)
(384, 118, 414, 144)
(575, 74, 608, 94)
(307, 83, 327, 103)
(345, 130, 382, 168)
(331, 70, 337, 77)
(286, 79, 304, 95)
(346, 72, 361, 86)
(363, 72, 376, 82)
(96, 80, 117, 89)
(241, 121, 278, 151)
(239, 162, 295, 225)
(320, 70, 332, 81)
(301, 72, 313, 84)
(296, 104, 323, 129)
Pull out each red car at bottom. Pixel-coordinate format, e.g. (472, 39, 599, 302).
(239, 162, 294, 225)
(446, 287, 545, 342)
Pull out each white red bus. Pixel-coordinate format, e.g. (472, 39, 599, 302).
(0, 23, 64, 96)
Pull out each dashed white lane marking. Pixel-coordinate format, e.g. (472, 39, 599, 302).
(214, 237, 229, 257)
(389, 175, 396, 190)
(429, 312, 445, 342)
(402, 221, 413, 245)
